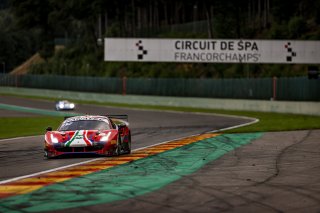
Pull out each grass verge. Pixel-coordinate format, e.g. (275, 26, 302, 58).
(0, 102, 320, 139)
(0, 117, 62, 139)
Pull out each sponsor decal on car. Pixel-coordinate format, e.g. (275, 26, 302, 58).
(65, 130, 93, 147)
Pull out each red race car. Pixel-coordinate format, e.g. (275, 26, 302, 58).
(44, 115, 131, 158)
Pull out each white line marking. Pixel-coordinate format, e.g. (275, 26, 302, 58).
(0, 115, 258, 184)
(0, 158, 99, 184)
(210, 118, 259, 133)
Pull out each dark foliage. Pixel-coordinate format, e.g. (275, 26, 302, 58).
(2, 0, 319, 77)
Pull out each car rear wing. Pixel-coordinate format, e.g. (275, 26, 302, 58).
(64, 115, 128, 121)
(107, 115, 128, 121)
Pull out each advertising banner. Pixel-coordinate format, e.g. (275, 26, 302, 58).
(104, 38, 320, 64)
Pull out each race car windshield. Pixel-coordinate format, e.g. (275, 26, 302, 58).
(58, 120, 110, 131)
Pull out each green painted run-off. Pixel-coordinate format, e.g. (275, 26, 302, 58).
(0, 103, 80, 117)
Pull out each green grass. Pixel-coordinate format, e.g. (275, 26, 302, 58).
(0, 103, 320, 139)
(0, 117, 62, 139)
(135, 107, 320, 133)
(221, 111, 320, 133)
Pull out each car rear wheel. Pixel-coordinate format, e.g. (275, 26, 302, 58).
(113, 135, 121, 156)
(122, 132, 131, 154)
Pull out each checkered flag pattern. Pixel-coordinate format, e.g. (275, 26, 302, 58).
(284, 42, 297, 62)
(136, 40, 148, 60)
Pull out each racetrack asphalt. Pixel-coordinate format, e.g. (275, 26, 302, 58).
(0, 95, 319, 212)
(0, 95, 251, 181)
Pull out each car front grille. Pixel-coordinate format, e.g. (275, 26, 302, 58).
(55, 146, 104, 152)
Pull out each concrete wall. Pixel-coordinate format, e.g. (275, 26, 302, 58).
(1, 87, 319, 116)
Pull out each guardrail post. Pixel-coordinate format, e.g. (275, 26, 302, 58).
(122, 76, 127, 95)
(272, 76, 277, 100)
(15, 74, 18, 87)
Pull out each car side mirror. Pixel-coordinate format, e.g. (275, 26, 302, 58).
(46, 127, 53, 132)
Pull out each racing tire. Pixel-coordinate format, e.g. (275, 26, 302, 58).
(44, 149, 53, 159)
(44, 150, 49, 159)
(122, 133, 131, 154)
(113, 135, 121, 156)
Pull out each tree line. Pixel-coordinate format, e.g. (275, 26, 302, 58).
(1, 0, 319, 77)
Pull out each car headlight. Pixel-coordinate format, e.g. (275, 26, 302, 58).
(100, 132, 111, 142)
(50, 134, 59, 143)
